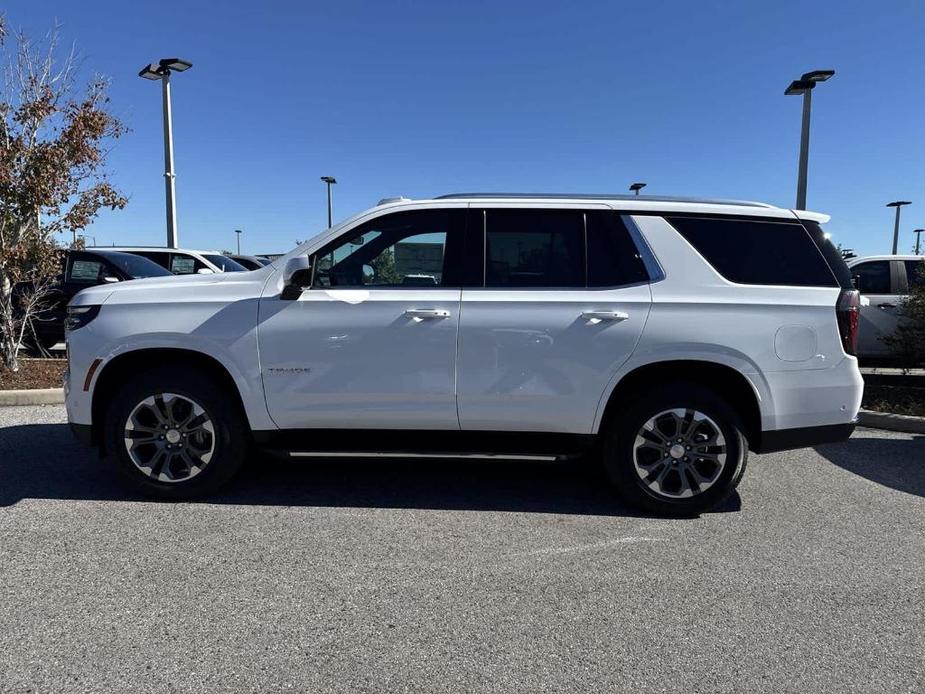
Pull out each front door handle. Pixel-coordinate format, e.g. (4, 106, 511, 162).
(581, 311, 629, 322)
(877, 303, 896, 310)
(405, 309, 451, 319)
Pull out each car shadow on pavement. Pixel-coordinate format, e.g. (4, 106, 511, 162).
(814, 434, 925, 498)
(0, 423, 740, 517)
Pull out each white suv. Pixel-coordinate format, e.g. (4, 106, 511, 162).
(65, 194, 863, 515)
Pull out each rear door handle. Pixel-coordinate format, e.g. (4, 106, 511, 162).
(405, 309, 451, 319)
(581, 311, 629, 322)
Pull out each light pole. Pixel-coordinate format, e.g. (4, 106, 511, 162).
(629, 182, 646, 196)
(139, 58, 193, 248)
(913, 228, 924, 255)
(887, 201, 912, 255)
(321, 176, 336, 228)
(235, 229, 242, 254)
(784, 69, 835, 210)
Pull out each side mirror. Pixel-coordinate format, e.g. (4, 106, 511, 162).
(101, 275, 120, 284)
(281, 256, 313, 300)
(197, 268, 216, 275)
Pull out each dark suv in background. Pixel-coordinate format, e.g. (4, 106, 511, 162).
(16, 249, 171, 351)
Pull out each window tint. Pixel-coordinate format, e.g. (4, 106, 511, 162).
(132, 251, 171, 270)
(905, 260, 925, 290)
(67, 258, 104, 283)
(203, 254, 247, 272)
(801, 221, 853, 289)
(667, 216, 838, 287)
(851, 261, 891, 294)
(314, 209, 461, 288)
(587, 211, 649, 287)
(485, 209, 584, 287)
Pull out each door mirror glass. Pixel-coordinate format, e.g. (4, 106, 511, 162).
(101, 275, 120, 283)
(196, 268, 215, 275)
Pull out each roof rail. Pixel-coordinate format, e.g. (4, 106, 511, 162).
(377, 196, 410, 206)
(432, 193, 775, 208)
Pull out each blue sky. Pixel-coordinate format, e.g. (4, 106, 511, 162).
(7, 0, 924, 256)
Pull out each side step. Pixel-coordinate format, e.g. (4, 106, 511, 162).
(286, 451, 563, 461)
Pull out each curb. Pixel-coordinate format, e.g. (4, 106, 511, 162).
(0, 388, 65, 406)
(857, 409, 925, 435)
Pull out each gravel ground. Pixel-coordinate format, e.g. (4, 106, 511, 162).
(0, 405, 923, 693)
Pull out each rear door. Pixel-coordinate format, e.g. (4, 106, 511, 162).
(851, 259, 901, 357)
(455, 206, 652, 434)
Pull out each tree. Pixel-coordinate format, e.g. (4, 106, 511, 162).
(0, 15, 126, 370)
(883, 260, 925, 371)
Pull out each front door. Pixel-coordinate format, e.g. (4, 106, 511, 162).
(852, 259, 900, 357)
(456, 207, 652, 434)
(258, 207, 466, 430)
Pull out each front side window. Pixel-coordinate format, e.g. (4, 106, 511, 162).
(203, 254, 247, 272)
(169, 254, 209, 275)
(133, 251, 171, 270)
(667, 216, 838, 287)
(484, 209, 584, 288)
(852, 261, 892, 294)
(313, 209, 461, 288)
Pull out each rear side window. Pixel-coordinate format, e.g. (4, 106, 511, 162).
(905, 260, 925, 290)
(851, 261, 891, 294)
(586, 211, 649, 287)
(667, 216, 838, 287)
(67, 258, 104, 283)
(485, 209, 584, 287)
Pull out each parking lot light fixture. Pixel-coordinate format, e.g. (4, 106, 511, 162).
(887, 201, 912, 255)
(138, 57, 193, 248)
(913, 228, 924, 255)
(321, 176, 337, 228)
(629, 182, 646, 196)
(235, 229, 243, 255)
(785, 69, 835, 210)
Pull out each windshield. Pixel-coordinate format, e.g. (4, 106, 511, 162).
(100, 252, 172, 278)
(203, 254, 247, 272)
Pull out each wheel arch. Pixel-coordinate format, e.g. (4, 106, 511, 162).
(596, 359, 764, 450)
(90, 347, 249, 452)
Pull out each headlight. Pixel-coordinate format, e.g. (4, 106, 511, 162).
(65, 305, 101, 332)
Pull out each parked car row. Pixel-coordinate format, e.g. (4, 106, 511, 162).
(16, 247, 276, 350)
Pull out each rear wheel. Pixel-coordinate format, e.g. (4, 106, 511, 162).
(103, 367, 249, 499)
(602, 384, 747, 516)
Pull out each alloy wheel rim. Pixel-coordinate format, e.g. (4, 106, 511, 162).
(632, 408, 727, 499)
(123, 393, 215, 483)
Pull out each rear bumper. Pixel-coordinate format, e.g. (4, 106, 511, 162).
(753, 421, 856, 454)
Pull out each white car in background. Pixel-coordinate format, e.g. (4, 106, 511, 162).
(846, 255, 925, 359)
(66, 194, 863, 516)
(92, 247, 247, 275)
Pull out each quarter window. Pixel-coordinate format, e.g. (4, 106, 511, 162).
(667, 216, 838, 287)
(851, 261, 892, 294)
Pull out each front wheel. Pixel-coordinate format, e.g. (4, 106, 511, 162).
(103, 367, 249, 499)
(602, 384, 748, 516)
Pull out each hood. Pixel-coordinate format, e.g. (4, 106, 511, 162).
(67, 272, 226, 308)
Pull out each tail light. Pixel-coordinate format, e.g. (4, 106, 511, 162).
(836, 289, 860, 356)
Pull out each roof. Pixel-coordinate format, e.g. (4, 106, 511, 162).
(847, 254, 925, 265)
(88, 246, 224, 254)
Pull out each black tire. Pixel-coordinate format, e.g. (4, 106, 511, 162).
(602, 383, 748, 516)
(103, 366, 249, 499)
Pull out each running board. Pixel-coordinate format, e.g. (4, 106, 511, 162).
(286, 451, 563, 462)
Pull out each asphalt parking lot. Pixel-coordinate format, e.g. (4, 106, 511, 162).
(0, 405, 923, 693)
